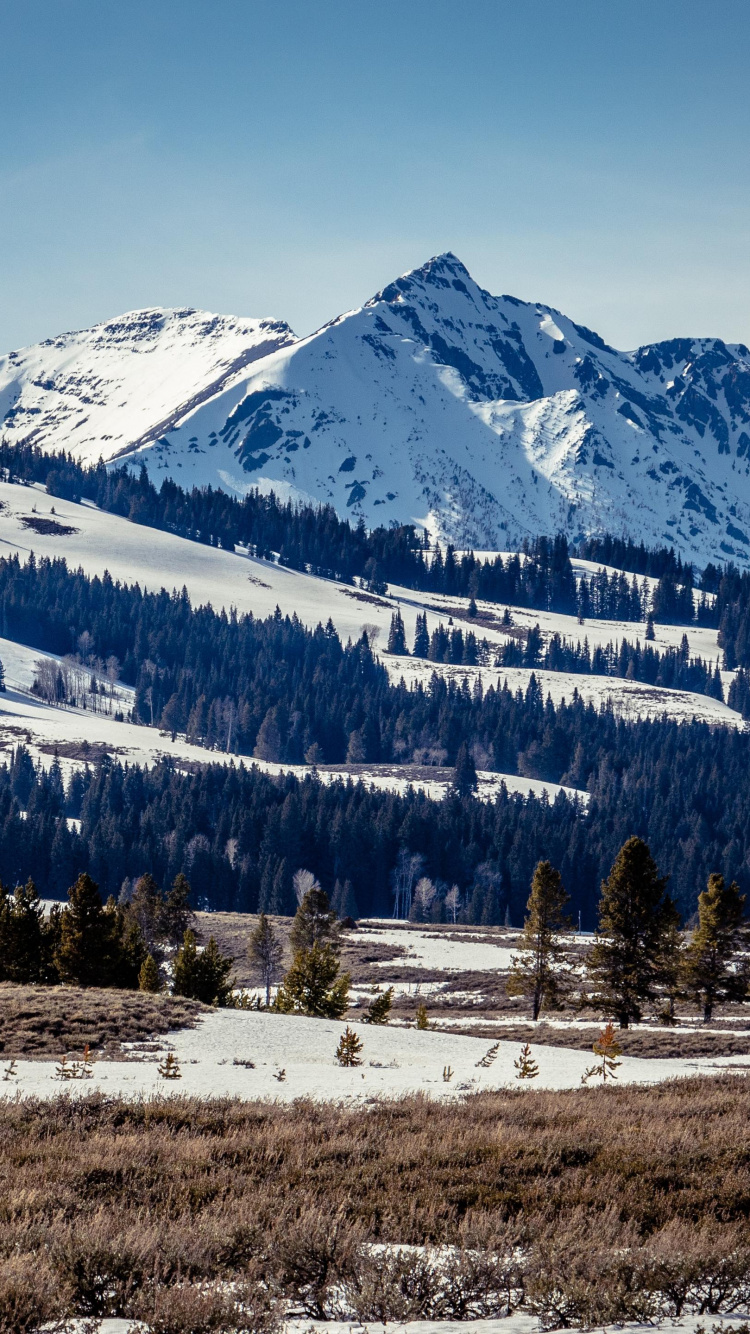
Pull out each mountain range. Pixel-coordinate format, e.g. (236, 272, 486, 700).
(2, 253, 750, 564)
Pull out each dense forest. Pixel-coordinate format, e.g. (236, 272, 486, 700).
(4, 668, 750, 925)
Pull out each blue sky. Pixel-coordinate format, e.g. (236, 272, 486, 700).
(2, 0, 749, 351)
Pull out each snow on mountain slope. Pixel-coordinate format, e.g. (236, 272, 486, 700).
(5, 255, 750, 566)
(0, 306, 294, 460)
(109, 253, 750, 567)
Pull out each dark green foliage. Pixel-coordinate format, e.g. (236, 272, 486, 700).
(55, 873, 113, 987)
(274, 944, 350, 1018)
(0, 879, 48, 983)
(289, 884, 340, 953)
(587, 838, 674, 1027)
(451, 743, 478, 797)
(683, 874, 748, 1021)
(506, 861, 571, 1020)
(161, 873, 195, 946)
(387, 610, 408, 655)
(172, 929, 234, 1006)
(138, 953, 161, 993)
(363, 987, 393, 1025)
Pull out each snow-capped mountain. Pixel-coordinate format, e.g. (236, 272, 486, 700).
(3, 254, 750, 564)
(0, 306, 294, 461)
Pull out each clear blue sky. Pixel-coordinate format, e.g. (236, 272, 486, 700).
(2, 0, 750, 352)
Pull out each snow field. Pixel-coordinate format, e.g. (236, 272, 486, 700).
(4, 1007, 750, 1105)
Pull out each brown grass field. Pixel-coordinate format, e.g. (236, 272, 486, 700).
(3, 1077, 750, 1329)
(0, 984, 204, 1057)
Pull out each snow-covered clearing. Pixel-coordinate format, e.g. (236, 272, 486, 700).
(386, 656, 744, 728)
(3, 1008, 749, 1104)
(355, 926, 517, 973)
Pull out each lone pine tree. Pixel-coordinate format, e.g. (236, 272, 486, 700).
(387, 610, 408, 655)
(582, 1021, 622, 1084)
(587, 837, 674, 1028)
(335, 1025, 364, 1066)
(514, 1042, 539, 1080)
(506, 860, 572, 1020)
(683, 873, 748, 1021)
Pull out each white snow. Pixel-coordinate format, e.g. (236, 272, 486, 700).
(354, 926, 517, 973)
(4, 1007, 749, 1105)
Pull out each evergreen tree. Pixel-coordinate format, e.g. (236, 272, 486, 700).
(506, 860, 572, 1020)
(139, 953, 161, 993)
(363, 986, 393, 1024)
(2, 879, 45, 983)
(683, 874, 748, 1021)
(289, 884, 340, 953)
(587, 838, 673, 1027)
(451, 742, 478, 797)
(55, 873, 110, 987)
(387, 610, 408, 655)
(274, 943, 350, 1018)
(416, 1002, 429, 1029)
(514, 1042, 539, 1080)
(248, 912, 284, 1006)
(130, 873, 163, 950)
(581, 1021, 622, 1084)
(412, 611, 429, 658)
(107, 898, 148, 988)
(195, 936, 235, 1006)
(162, 873, 194, 946)
(172, 929, 234, 1005)
(335, 1025, 364, 1066)
(172, 928, 200, 999)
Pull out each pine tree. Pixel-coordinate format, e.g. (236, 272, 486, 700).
(645, 615, 655, 641)
(683, 874, 748, 1021)
(161, 873, 195, 946)
(55, 873, 110, 987)
(335, 1025, 364, 1066)
(4, 879, 45, 983)
(274, 943, 350, 1018)
(416, 1002, 429, 1029)
(139, 953, 161, 993)
(364, 987, 393, 1024)
(289, 883, 340, 953)
(387, 610, 408, 655)
(582, 1021, 622, 1084)
(451, 742, 478, 797)
(587, 838, 673, 1028)
(158, 1052, 182, 1079)
(412, 611, 429, 658)
(248, 912, 284, 1006)
(514, 1042, 539, 1080)
(172, 928, 200, 998)
(506, 860, 572, 1020)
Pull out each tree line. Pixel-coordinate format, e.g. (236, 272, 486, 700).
(509, 838, 747, 1027)
(5, 683, 750, 922)
(0, 440, 711, 624)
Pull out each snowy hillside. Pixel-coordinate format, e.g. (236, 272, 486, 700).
(0, 306, 294, 460)
(4, 256, 750, 564)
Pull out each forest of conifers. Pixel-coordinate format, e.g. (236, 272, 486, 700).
(2, 441, 750, 920)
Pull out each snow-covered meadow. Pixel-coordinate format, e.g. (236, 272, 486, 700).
(3, 1006, 748, 1105)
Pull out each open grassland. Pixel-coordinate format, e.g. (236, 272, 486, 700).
(4, 1078, 750, 1329)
